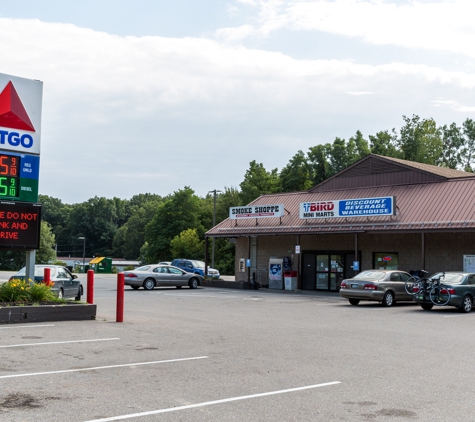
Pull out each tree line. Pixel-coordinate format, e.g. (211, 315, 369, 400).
(0, 115, 473, 274)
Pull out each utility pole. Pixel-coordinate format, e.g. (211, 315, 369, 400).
(208, 189, 222, 269)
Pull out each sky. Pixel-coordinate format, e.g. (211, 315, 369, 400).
(0, 0, 474, 204)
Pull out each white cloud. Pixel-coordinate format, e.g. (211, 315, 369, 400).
(0, 16, 473, 202)
(222, 0, 475, 58)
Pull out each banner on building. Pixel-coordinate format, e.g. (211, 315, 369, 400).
(229, 204, 285, 219)
(300, 196, 395, 219)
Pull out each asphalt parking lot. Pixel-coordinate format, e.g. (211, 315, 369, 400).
(0, 272, 474, 421)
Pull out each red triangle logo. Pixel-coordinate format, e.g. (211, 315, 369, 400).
(0, 81, 35, 132)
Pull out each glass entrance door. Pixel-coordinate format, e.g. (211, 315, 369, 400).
(330, 254, 344, 291)
(315, 253, 345, 291)
(316, 255, 329, 290)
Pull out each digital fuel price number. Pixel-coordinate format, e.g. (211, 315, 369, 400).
(0, 154, 19, 198)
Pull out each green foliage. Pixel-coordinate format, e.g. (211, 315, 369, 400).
(52, 260, 67, 266)
(170, 229, 204, 260)
(462, 118, 475, 172)
(36, 221, 57, 264)
(144, 187, 204, 262)
(279, 150, 312, 192)
(239, 160, 281, 204)
(0, 279, 57, 303)
(397, 115, 443, 165)
(368, 130, 400, 158)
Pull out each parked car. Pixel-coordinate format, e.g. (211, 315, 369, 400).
(339, 270, 413, 307)
(9, 265, 83, 300)
(412, 272, 475, 312)
(171, 259, 220, 279)
(124, 264, 204, 290)
(158, 261, 171, 266)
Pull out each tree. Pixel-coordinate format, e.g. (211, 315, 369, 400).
(441, 122, 463, 169)
(307, 144, 330, 186)
(348, 130, 370, 162)
(279, 150, 312, 192)
(369, 130, 400, 158)
(397, 115, 443, 165)
(112, 198, 162, 259)
(327, 137, 349, 175)
(461, 118, 475, 172)
(36, 221, 56, 264)
(239, 161, 281, 204)
(144, 187, 203, 262)
(170, 229, 204, 259)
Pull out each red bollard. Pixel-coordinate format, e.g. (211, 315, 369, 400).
(87, 270, 94, 304)
(44, 267, 51, 285)
(116, 272, 124, 322)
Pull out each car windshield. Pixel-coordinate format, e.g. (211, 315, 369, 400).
(16, 267, 58, 277)
(353, 271, 386, 281)
(439, 273, 464, 284)
(191, 260, 205, 269)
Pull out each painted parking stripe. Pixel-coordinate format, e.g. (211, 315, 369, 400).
(0, 324, 55, 329)
(84, 381, 341, 422)
(0, 337, 120, 348)
(0, 356, 208, 379)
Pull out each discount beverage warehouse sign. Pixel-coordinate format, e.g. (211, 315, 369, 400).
(300, 196, 395, 219)
(0, 201, 41, 249)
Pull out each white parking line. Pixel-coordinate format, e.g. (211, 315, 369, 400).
(0, 324, 55, 329)
(0, 337, 120, 348)
(0, 356, 208, 379)
(163, 294, 241, 298)
(443, 314, 472, 318)
(84, 381, 341, 422)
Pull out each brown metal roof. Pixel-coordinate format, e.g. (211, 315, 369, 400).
(207, 177, 475, 237)
(375, 155, 474, 179)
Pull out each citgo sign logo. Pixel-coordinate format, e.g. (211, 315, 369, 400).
(0, 75, 42, 155)
(0, 82, 35, 150)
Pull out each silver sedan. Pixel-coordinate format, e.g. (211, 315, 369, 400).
(124, 265, 203, 290)
(339, 269, 413, 307)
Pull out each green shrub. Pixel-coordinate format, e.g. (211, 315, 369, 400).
(0, 278, 59, 303)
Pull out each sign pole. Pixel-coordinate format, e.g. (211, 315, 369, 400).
(25, 250, 36, 283)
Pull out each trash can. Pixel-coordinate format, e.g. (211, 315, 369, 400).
(284, 271, 298, 290)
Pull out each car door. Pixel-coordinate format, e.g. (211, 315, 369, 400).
(152, 266, 172, 287)
(56, 268, 73, 296)
(467, 274, 475, 295)
(168, 266, 188, 287)
(397, 272, 412, 299)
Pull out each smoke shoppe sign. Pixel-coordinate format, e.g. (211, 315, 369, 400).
(229, 204, 285, 219)
(0, 201, 41, 249)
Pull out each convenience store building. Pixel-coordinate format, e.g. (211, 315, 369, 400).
(205, 154, 475, 291)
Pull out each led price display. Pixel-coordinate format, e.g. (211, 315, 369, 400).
(0, 154, 19, 198)
(0, 201, 41, 250)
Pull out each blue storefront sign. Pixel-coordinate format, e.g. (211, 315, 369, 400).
(300, 196, 395, 219)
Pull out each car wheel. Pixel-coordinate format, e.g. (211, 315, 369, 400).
(176, 286, 182, 289)
(382, 291, 395, 307)
(421, 304, 433, 311)
(189, 278, 198, 289)
(75, 287, 81, 301)
(460, 295, 473, 313)
(143, 278, 155, 290)
(58, 288, 64, 299)
(349, 299, 360, 305)
(131, 285, 139, 290)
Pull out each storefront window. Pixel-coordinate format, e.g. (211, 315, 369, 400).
(373, 252, 399, 270)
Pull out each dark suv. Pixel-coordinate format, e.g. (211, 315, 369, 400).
(171, 259, 220, 279)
